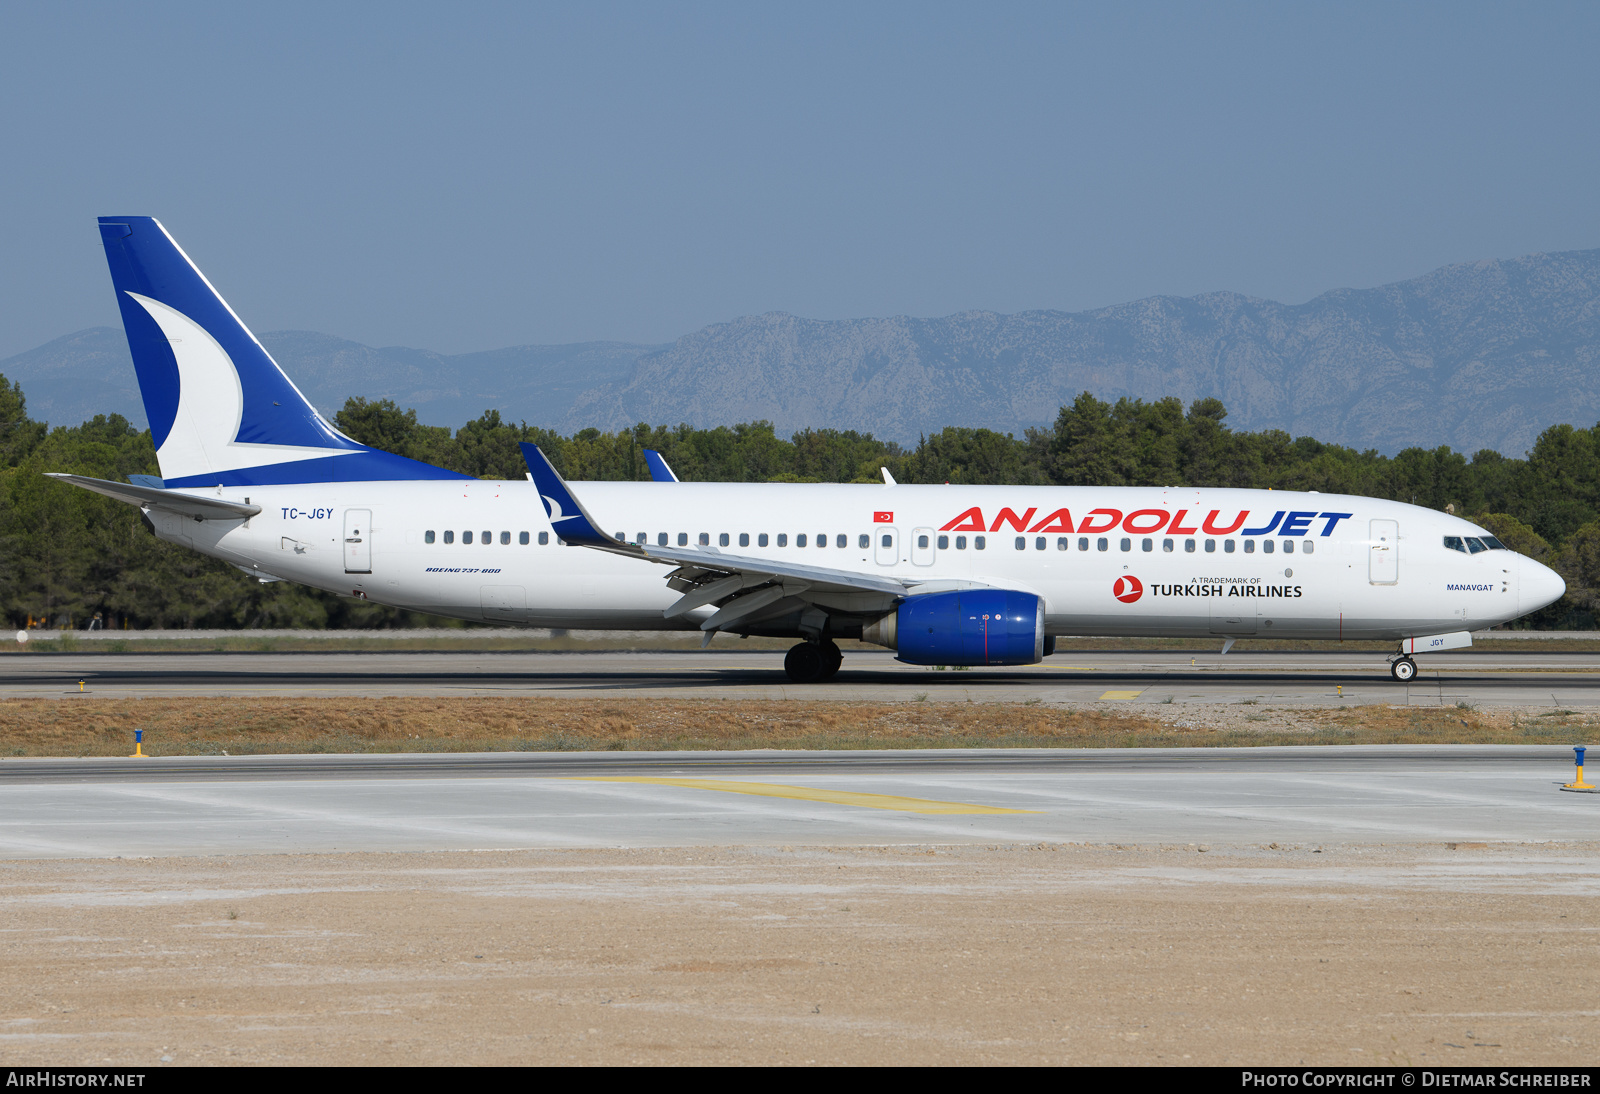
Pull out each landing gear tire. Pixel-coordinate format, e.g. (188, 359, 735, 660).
(1390, 656, 1417, 682)
(818, 640, 843, 681)
(784, 642, 826, 683)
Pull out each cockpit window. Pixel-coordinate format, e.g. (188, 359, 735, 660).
(1443, 536, 1466, 553)
(1465, 537, 1488, 554)
(1480, 535, 1506, 550)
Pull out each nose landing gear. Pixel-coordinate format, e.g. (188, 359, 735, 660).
(784, 639, 842, 683)
(1389, 656, 1417, 682)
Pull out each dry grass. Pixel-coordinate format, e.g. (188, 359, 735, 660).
(0, 697, 1593, 757)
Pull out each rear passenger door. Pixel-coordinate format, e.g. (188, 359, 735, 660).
(344, 509, 372, 574)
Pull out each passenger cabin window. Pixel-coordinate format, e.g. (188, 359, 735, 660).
(1014, 537, 1025, 551)
(1163, 538, 1174, 553)
(921, 535, 932, 549)
(816, 534, 826, 547)
(501, 532, 510, 545)
(1283, 540, 1294, 554)
(537, 532, 547, 545)
(880, 534, 892, 549)
(777, 534, 788, 547)
(1036, 537, 1046, 550)
(939, 535, 950, 550)
(1142, 538, 1153, 552)
(1244, 540, 1255, 554)
(1120, 537, 1131, 552)
(678, 533, 688, 546)
(859, 534, 870, 549)
(462, 531, 472, 544)
(719, 533, 729, 546)
(956, 536, 967, 550)
(797, 534, 808, 547)
(424, 530, 435, 544)
(698, 533, 710, 546)
(1263, 540, 1275, 554)
(1303, 541, 1314, 555)
(1096, 537, 1107, 552)
(759, 533, 769, 547)
(658, 533, 668, 546)
(520, 532, 530, 545)
(739, 533, 749, 547)
(975, 536, 987, 550)
(1057, 537, 1068, 551)
(837, 534, 847, 548)
(1204, 539, 1215, 553)
(482, 530, 491, 544)
(1224, 540, 1235, 553)
(1077, 537, 1089, 551)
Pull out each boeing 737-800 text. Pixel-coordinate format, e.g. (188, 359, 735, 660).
(50, 217, 1567, 682)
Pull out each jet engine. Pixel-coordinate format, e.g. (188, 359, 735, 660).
(862, 589, 1044, 666)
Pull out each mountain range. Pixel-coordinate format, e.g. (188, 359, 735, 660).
(5, 246, 1599, 455)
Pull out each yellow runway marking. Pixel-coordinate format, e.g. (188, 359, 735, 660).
(573, 777, 1037, 814)
(1098, 690, 1143, 700)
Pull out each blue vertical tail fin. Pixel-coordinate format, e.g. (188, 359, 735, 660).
(97, 216, 465, 486)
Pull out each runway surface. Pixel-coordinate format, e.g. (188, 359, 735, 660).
(1, 746, 1593, 858)
(7, 647, 1600, 707)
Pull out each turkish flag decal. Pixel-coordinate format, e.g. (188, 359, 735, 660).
(874, 511, 894, 523)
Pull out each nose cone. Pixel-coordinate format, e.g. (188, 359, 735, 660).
(1520, 556, 1566, 615)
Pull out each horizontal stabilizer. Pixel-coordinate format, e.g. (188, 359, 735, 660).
(46, 473, 260, 521)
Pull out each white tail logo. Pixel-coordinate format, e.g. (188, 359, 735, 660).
(126, 292, 356, 481)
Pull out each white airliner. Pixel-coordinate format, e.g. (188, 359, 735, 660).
(52, 217, 1566, 682)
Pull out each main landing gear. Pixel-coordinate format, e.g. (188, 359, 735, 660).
(1389, 656, 1417, 682)
(785, 640, 842, 683)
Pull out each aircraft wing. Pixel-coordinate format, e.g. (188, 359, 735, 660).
(46, 473, 262, 521)
(520, 443, 916, 632)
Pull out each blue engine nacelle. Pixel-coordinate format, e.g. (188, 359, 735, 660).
(863, 588, 1044, 666)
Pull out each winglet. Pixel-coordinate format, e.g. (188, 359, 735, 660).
(519, 443, 638, 552)
(643, 449, 680, 483)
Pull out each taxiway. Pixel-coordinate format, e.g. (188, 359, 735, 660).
(0, 746, 1592, 859)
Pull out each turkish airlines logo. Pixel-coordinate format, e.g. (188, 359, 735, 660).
(1113, 576, 1144, 604)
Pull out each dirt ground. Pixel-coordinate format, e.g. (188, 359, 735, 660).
(3, 696, 1598, 756)
(0, 842, 1594, 1066)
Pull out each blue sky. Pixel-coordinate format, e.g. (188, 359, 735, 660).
(1, 1, 1597, 358)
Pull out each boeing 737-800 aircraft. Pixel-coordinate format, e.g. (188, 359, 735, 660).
(50, 217, 1567, 682)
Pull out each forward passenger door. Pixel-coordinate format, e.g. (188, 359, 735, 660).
(1369, 519, 1398, 585)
